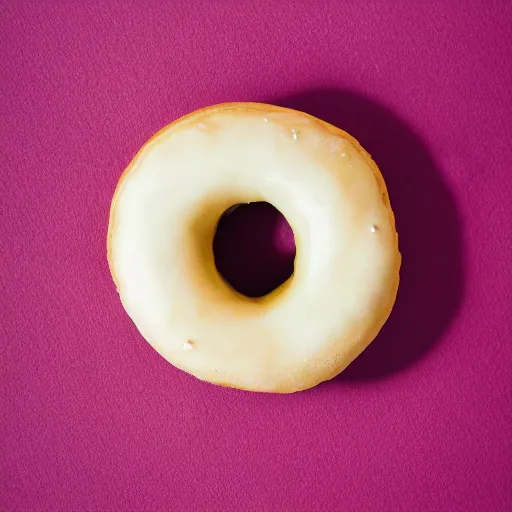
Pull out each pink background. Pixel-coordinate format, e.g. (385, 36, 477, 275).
(2, 1, 512, 511)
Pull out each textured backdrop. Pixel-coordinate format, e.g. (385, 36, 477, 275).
(1, 1, 511, 511)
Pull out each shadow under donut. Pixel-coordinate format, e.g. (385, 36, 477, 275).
(268, 88, 464, 381)
(212, 90, 463, 381)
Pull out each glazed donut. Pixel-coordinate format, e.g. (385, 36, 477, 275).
(107, 103, 400, 393)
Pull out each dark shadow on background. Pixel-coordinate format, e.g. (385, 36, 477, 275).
(274, 89, 464, 380)
(214, 202, 296, 298)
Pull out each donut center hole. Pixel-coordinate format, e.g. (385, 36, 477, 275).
(213, 202, 296, 298)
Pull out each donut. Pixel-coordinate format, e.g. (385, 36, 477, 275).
(107, 103, 400, 393)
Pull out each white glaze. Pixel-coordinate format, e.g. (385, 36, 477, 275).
(108, 103, 400, 393)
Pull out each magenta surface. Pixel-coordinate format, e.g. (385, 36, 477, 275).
(2, 2, 512, 511)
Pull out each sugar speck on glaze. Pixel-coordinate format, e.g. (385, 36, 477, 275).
(371, 225, 378, 233)
(198, 122, 207, 130)
(341, 152, 346, 157)
(263, 117, 268, 122)
(183, 340, 194, 350)
(291, 128, 299, 140)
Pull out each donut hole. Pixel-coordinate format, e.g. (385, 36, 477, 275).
(213, 202, 296, 298)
